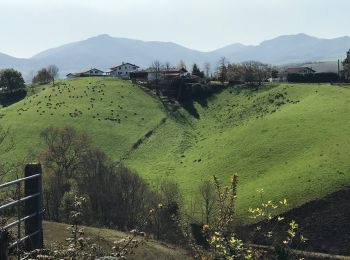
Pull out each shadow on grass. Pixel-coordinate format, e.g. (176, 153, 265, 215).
(179, 91, 217, 119)
(0, 90, 27, 107)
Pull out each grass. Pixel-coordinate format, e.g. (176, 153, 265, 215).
(43, 221, 191, 259)
(125, 83, 350, 221)
(1, 78, 350, 223)
(0, 77, 166, 171)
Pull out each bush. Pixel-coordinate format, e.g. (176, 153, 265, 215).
(287, 73, 339, 83)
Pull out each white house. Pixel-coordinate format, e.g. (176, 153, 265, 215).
(66, 68, 104, 78)
(106, 62, 140, 79)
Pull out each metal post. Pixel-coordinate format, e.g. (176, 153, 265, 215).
(0, 229, 9, 260)
(24, 163, 43, 251)
(16, 182, 21, 260)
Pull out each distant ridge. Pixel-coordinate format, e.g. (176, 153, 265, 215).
(0, 33, 349, 80)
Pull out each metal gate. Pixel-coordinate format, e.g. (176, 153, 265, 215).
(0, 163, 43, 259)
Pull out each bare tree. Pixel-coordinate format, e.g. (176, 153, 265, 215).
(165, 62, 171, 71)
(227, 63, 244, 83)
(39, 127, 91, 220)
(217, 57, 228, 84)
(177, 60, 187, 70)
(204, 62, 211, 78)
(151, 60, 162, 94)
(198, 180, 217, 225)
(47, 65, 59, 86)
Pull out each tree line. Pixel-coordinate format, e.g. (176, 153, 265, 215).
(0, 65, 59, 95)
(39, 127, 185, 244)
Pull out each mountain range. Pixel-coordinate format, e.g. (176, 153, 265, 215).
(0, 33, 349, 80)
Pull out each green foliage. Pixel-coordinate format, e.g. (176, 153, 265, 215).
(342, 49, 350, 81)
(198, 177, 306, 259)
(0, 68, 25, 93)
(191, 63, 204, 78)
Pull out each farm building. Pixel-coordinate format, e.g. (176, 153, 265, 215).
(106, 62, 140, 79)
(66, 68, 105, 78)
(279, 67, 316, 82)
(278, 67, 315, 82)
(146, 68, 189, 81)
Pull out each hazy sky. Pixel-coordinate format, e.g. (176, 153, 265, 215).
(0, 0, 349, 58)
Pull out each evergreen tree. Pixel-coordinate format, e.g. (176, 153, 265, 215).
(192, 63, 204, 78)
(342, 49, 350, 81)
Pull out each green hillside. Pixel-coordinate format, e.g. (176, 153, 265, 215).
(125, 83, 350, 220)
(0, 77, 166, 167)
(1, 78, 350, 222)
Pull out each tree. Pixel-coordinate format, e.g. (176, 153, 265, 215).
(39, 127, 161, 232)
(227, 63, 244, 83)
(198, 180, 217, 225)
(271, 68, 279, 79)
(164, 62, 171, 71)
(342, 49, 350, 81)
(204, 62, 211, 78)
(151, 60, 162, 94)
(217, 57, 228, 84)
(191, 63, 204, 78)
(0, 68, 25, 93)
(253, 61, 271, 85)
(150, 179, 184, 242)
(239, 61, 271, 85)
(47, 65, 59, 85)
(32, 68, 52, 84)
(39, 127, 91, 220)
(178, 60, 187, 70)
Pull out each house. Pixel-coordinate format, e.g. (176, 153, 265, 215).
(278, 67, 315, 82)
(146, 68, 189, 81)
(66, 68, 104, 78)
(106, 62, 140, 79)
(66, 73, 76, 79)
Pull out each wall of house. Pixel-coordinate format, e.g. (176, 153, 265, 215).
(83, 69, 104, 76)
(110, 64, 138, 77)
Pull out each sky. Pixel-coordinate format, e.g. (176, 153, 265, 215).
(0, 0, 349, 58)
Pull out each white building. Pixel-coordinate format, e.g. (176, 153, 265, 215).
(66, 68, 104, 78)
(106, 62, 140, 79)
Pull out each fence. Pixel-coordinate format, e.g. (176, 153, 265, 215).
(0, 163, 43, 260)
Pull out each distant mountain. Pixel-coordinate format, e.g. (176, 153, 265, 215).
(0, 33, 349, 81)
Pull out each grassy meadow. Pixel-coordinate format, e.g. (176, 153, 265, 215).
(125, 83, 350, 220)
(0, 77, 166, 166)
(1, 78, 350, 222)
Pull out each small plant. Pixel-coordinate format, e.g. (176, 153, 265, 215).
(249, 189, 307, 259)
